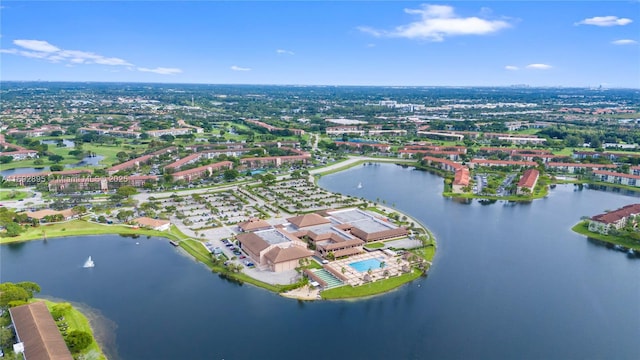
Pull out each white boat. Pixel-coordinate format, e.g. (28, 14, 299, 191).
(357, 182, 363, 189)
(83, 256, 95, 268)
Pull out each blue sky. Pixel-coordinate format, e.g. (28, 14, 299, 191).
(1, 1, 639, 87)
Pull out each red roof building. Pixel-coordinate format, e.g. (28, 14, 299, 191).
(517, 168, 540, 194)
(588, 204, 640, 234)
(452, 167, 470, 193)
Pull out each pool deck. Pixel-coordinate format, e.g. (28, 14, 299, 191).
(326, 251, 410, 286)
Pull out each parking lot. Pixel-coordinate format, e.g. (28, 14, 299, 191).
(248, 179, 364, 213)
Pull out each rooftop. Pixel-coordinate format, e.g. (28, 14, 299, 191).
(9, 301, 74, 360)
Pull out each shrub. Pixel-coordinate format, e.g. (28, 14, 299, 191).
(65, 330, 92, 353)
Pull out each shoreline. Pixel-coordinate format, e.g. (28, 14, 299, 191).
(571, 221, 640, 251)
(1, 158, 438, 301)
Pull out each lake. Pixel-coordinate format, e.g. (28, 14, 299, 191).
(2, 163, 639, 359)
(0, 155, 104, 176)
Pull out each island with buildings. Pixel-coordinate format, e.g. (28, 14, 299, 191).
(2, 84, 640, 303)
(573, 204, 640, 252)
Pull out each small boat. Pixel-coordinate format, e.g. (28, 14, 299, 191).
(357, 182, 363, 189)
(83, 256, 95, 268)
(169, 240, 179, 247)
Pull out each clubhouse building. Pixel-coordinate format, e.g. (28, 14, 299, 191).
(235, 208, 408, 272)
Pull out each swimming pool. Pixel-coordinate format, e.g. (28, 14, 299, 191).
(349, 258, 383, 272)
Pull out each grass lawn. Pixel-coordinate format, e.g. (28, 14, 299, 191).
(411, 245, 436, 262)
(0, 189, 30, 201)
(572, 221, 640, 250)
(82, 143, 147, 165)
(365, 242, 385, 249)
(40, 299, 106, 360)
(0, 220, 179, 244)
(321, 270, 423, 300)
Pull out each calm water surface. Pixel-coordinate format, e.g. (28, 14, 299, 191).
(2, 164, 639, 359)
(0, 155, 104, 176)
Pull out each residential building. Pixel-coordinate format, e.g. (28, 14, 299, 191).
(9, 301, 73, 360)
(517, 169, 540, 194)
(325, 126, 365, 136)
(25, 208, 77, 222)
(545, 163, 617, 173)
(146, 128, 193, 137)
(588, 204, 640, 234)
(133, 217, 171, 231)
(452, 167, 470, 193)
(592, 170, 640, 188)
(171, 161, 233, 182)
(469, 159, 537, 169)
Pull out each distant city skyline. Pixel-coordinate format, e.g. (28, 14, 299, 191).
(1, 1, 638, 88)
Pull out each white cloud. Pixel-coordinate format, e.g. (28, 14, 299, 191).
(14, 39, 60, 52)
(276, 49, 295, 55)
(230, 65, 251, 71)
(137, 67, 183, 75)
(358, 4, 511, 41)
(366, 43, 376, 48)
(1, 38, 180, 74)
(612, 39, 638, 45)
(505, 65, 519, 71)
(576, 16, 633, 26)
(526, 63, 552, 70)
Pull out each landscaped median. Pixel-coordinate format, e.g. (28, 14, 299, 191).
(571, 221, 640, 250)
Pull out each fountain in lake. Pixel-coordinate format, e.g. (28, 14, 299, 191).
(83, 256, 95, 268)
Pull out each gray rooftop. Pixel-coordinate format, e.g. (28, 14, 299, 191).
(330, 209, 396, 233)
(255, 229, 292, 245)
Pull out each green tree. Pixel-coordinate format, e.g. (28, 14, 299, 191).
(0, 327, 14, 349)
(116, 151, 129, 162)
(51, 302, 72, 320)
(65, 330, 93, 353)
(223, 169, 240, 181)
(16, 282, 41, 297)
(4, 222, 23, 237)
(116, 185, 138, 197)
(116, 210, 134, 221)
(72, 205, 87, 215)
(0, 156, 13, 164)
(48, 154, 65, 163)
(0, 283, 31, 308)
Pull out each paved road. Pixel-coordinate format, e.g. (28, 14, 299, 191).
(1, 188, 46, 211)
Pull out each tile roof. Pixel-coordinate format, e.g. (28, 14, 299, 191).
(238, 218, 272, 232)
(453, 167, 470, 186)
(263, 246, 313, 264)
(237, 232, 270, 254)
(591, 204, 640, 224)
(286, 213, 331, 229)
(517, 169, 540, 188)
(133, 217, 170, 229)
(9, 301, 73, 360)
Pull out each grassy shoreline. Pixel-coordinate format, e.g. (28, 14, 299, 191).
(0, 219, 184, 244)
(39, 298, 106, 360)
(2, 159, 438, 300)
(571, 221, 640, 250)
